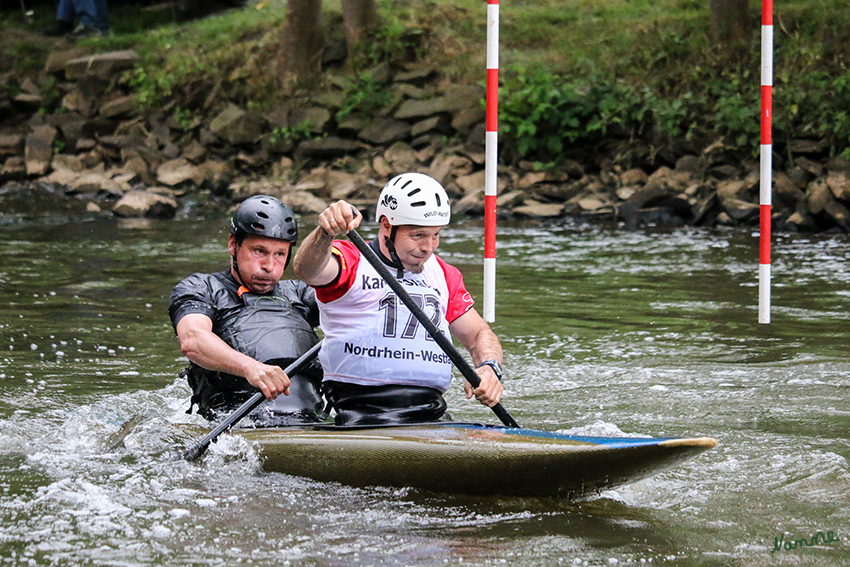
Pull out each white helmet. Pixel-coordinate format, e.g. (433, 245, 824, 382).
(375, 173, 451, 227)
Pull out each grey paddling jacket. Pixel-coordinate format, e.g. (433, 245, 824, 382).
(169, 270, 323, 424)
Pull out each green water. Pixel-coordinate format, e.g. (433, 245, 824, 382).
(1, 210, 849, 566)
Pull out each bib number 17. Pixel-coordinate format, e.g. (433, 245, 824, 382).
(378, 292, 440, 341)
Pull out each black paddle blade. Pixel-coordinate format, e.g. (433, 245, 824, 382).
(492, 403, 519, 429)
(181, 392, 264, 462)
(182, 440, 210, 462)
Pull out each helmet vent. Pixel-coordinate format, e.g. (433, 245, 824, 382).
(407, 188, 421, 196)
(435, 193, 442, 207)
(250, 222, 266, 231)
(410, 201, 426, 207)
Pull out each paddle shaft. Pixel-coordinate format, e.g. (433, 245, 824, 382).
(182, 341, 323, 461)
(347, 229, 519, 428)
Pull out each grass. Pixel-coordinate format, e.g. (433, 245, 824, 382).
(117, 5, 291, 106)
(5, 0, 850, 166)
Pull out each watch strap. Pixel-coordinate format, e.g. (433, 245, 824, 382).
(477, 360, 503, 380)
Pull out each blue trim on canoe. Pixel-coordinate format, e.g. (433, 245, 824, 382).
(299, 421, 683, 448)
(445, 423, 678, 448)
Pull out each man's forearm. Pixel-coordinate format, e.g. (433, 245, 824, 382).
(449, 309, 503, 366)
(182, 327, 263, 378)
(292, 227, 336, 285)
(467, 326, 503, 367)
(181, 325, 290, 399)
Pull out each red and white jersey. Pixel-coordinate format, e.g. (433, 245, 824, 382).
(315, 240, 474, 391)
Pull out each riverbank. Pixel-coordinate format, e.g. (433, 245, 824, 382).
(3, 1, 850, 232)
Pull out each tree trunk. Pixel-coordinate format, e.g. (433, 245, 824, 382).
(341, 0, 380, 50)
(281, 0, 324, 88)
(710, 0, 751, 43)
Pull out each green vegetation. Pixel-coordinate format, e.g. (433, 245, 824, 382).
(335, 74, 396, 121)
(5, 0, 850, 164)
(270, 121, 316, 145)
(172, 107, 200, 131)
(110, 4, 289, 107)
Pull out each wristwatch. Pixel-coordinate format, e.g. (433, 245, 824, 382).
(477, 360, 503, 381)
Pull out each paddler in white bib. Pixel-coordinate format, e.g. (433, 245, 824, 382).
(294, 173, 505, 426)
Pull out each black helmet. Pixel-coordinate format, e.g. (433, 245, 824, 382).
(230, 195, 298, 244)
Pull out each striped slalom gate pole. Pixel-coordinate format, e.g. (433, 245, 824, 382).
(759, 0, 773, 324)
(483, 0, 499, 323)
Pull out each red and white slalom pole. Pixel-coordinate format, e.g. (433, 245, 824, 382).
(483, 0, 499, 323)
(759, 0, 773, 324)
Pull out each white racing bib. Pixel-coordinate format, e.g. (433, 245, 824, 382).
(317, 247, 455, 391)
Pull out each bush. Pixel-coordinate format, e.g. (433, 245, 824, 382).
(499, 68, 649, 162)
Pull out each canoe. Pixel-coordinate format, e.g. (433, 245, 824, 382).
(232, 422, 717, 498)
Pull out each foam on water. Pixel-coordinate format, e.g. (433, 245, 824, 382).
(3, 375, 566, 566)
(0, 379, 276, 564)
(0, 372, 729, 566)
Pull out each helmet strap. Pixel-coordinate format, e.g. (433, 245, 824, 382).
(384, 225, 405, 278)
(231, 242, 249, 288)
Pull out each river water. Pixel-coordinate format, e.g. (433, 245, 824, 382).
(1, 200, 849, 566)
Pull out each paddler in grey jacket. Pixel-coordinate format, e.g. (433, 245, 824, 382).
(169, 195, 324, 425)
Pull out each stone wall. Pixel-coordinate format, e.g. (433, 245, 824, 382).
(2, 47, 849, 232)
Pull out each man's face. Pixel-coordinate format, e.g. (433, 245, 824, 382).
(229, 234, 291, 293)
(383, 221, 442, 274)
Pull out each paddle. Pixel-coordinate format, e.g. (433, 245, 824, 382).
(182, 341, 323, 461)
(347, 228, 520, 428)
